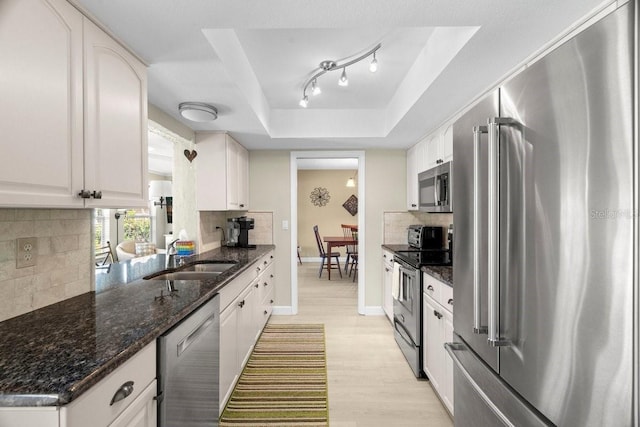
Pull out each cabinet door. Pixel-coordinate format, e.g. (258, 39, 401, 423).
(0, 0, 84, 207)
(425, 135, 440, 169)
(422, 294, 442, 391)
(83, 19, 148, 208)
(382, 251, 394, 322)
(238, 286, 258, 367)
(406, 145, 418, 210)
(442, 125, 453, 163)
(108, 380, 157, 427)
(219, 304, 239, 411)
(225, 138, 239, 210)
(237, 142, 249, 210)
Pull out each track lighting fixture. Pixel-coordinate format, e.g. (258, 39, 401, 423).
(298, 43, 381, 107)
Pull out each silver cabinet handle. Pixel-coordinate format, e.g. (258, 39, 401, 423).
(472, 125, 488, 335)
(110, 381, 134, 405)
(486, 117, 518, 347)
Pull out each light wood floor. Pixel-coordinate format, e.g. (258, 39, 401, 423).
(269, 262, 454, 427)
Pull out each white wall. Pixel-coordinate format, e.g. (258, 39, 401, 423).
(249, 149, 406, 310)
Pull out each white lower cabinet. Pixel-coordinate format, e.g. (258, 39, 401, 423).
(0, 342, 157, 427)
(422, 273, 454, 416)
(381, 249, 394, 322)
(219, 251, 275, 412)
(108, 380, 157, 427)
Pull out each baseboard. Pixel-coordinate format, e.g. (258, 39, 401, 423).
(363, 306, 385, 316)
(272, 306, 295, 315)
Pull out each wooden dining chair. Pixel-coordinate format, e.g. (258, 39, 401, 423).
(341, 224, 356, 274)
(349, 228, 358, 281)
(313, 225, 342, 278)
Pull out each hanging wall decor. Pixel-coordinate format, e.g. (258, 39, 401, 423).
(184, 149, 198, 162)
(342, 194, 358, 216)
(310, 187, 331, 207)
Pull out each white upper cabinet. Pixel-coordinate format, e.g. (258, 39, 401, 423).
(0, 0, 147, 208)
(406, 144, 419, 211)
(83, 18, 148, 208)
(0, 0, 84, 208)
(196, 133, 249, 211)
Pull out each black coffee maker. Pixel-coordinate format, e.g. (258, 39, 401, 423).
(226, 216, 255, 248)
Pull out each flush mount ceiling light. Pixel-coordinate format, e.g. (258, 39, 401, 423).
(299, 43, 381, 108)
(178, 102, 218, 122)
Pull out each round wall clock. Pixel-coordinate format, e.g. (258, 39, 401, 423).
(310, 187, 331, 207)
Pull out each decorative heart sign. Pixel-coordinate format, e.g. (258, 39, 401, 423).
(184, 149, 197, 162)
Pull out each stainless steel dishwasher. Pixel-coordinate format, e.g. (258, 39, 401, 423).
(158, 294, 219, 427)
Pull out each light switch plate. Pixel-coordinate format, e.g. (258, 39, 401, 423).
(282, 220, 289, 230)
(16, 237, 37, 268)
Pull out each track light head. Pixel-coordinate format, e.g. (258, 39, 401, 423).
(311, 79, 321, 96)
(338, 68, 349, 87)
(369, 53, 378, 73)
(299, 94, 309, 108)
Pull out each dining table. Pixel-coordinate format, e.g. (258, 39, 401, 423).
(323, 235, 357, 280)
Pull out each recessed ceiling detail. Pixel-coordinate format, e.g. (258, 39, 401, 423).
(203, 27, 478, 139)
(73, 0, 609, 150)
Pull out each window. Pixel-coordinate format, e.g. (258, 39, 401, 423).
(123, 208, 151, 241)
(94, 208, 153, 250)
(94, 208, 110, 248)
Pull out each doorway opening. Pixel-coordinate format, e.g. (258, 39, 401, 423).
(290, 151, 365, 315)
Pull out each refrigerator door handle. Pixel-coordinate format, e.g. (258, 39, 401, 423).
(445, 342, 515, 427)
(487, 117, 518, 347)
(472, 125, 488, 335)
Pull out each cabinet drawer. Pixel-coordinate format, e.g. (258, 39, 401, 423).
(258, 263, 275, 302)
(62, 341, 156, 426)
(439, 283, 453, 313)
(423, 273, 441, 302)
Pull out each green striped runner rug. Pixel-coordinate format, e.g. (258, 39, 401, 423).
(220, 323, 329, 426)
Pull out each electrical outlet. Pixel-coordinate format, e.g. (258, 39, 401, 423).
(16, 237, 37, 269)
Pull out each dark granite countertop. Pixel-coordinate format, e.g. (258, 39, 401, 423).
(382, 244, 453, 287)
(0, 245, 274, 407)
(422, 265, 453, 287)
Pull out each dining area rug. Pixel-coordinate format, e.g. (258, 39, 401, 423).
(219, 323, 329, 426)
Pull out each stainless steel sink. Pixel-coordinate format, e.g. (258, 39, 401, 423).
(148, 271, 224, 281)
(179, 262, 237, 273)
(144, 261, 237, 281)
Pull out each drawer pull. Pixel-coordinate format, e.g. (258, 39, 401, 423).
(238, 300, 245, 308)
(264, 282, 268, 287)
(264, 310, 268, 315)
(110, 381, 134, 406)
(427, 285, 434, 291)
(270, 299, 274, 304)
(448, 298, 453, 306)
(255, 283, 259, 288)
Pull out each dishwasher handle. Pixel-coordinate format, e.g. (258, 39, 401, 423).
(177, 314, 216, 357)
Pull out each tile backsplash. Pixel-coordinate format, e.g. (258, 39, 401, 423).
(0, 209, 92, 322)
(383, 211, 453, 246)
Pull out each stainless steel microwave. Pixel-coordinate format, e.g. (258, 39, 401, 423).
(418, 161, 452, 212)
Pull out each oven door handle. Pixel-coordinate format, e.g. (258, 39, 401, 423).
(394, 318, 417, 347)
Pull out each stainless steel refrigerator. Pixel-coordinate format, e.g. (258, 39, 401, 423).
(448, 2, 635, 426)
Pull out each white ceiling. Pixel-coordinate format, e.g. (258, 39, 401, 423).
(73, 0, 607, 151)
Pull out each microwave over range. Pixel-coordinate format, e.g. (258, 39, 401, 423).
(418, 161, 452, 212)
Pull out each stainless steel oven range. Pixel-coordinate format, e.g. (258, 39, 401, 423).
(392, 225, 450, 378)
